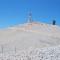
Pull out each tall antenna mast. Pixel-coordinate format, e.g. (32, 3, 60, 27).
(28, 11, 33, 23)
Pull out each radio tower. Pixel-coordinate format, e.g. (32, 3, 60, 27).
(28, 11, 33, 23)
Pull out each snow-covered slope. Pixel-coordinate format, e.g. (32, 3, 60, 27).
(0, 45, 60, 60)
(0, 22, 60, 60)
(0, 22, 60, 52)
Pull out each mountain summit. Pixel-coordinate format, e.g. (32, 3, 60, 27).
(0, 22, 60, 51)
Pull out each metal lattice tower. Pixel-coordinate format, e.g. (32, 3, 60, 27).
(28, 12, 33, 23)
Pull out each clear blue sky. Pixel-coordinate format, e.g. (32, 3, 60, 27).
(0, 0, 60, 28)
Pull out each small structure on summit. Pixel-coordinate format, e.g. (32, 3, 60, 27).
(52, 20, 56, 25)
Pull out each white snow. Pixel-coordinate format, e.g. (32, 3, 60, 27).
(0, 22, 60, 60)
(0, 45, 60, 60)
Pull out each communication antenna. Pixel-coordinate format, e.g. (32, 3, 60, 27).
(28, 11, 33, 23)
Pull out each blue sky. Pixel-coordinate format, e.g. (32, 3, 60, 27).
(0, 0, 60, 28)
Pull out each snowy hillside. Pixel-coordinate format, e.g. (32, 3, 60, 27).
(0, 22, 60, 60)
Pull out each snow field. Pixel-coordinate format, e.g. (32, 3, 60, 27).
(0, 46, 60, 60)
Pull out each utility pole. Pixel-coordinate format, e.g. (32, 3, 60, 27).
(14, 47, 17, 54)
(1, 45, 3, 54)
(14, 47, 17, 60)
(1, 45, 4, 60)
